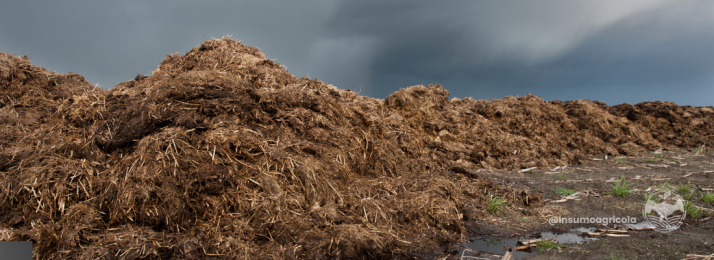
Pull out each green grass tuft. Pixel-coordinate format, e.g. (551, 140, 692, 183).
(657, 180, 673, 192)
(684, 202, 706, 218)
(610, 177, 632, 198)
(616, 158, 630, 164)
(701, 192, 714, 205)
(605, 253, 627, 260)
(487, 193, 507, 214)
(683, 190, 695, 201)
(556, 172, 567, 181)
(555, 187, 576, 196)
(535, 240, 566, 254)
(677, 182, 693, 194)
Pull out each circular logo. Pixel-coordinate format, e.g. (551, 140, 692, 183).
(643, 191, 686, 233)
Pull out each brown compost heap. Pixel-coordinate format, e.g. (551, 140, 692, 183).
(1, 37, 713, 259)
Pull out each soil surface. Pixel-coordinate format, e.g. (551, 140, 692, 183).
(451, 148, 714, 260)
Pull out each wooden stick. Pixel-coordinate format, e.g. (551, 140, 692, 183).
(517, 238, 556, 246)
(515, 245, 532, 251)
(587, 232, 631, 237)
(682, 172, 697, 178)
(501, 251, 514, 260)
(518, 167, 537, 173)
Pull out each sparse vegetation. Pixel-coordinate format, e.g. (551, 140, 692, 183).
(652, 153, 679, 162)
(683, 202, 706, 218)
(486, 238, 502, 247)
(683, 190, 695, 201)
(611, 177, 632, 198)
(658, 180, 673, 192)
(677, 182, 693, 194)
(701, 192, 714, 204)
(605, 253, 627, 260)
(616, 158, 630, 164)
(644, 158, 656, 163)
(555, 187, 576, 196)
(535, 240, 566, 254)
(487, 193, 507, 214)
(556, 172, 567, 181)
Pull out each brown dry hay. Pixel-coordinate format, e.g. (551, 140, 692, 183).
(0, 37, 712, 259)
(609, 102, 714, 147)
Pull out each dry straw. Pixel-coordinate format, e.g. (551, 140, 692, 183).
(1, 37, 713, 259)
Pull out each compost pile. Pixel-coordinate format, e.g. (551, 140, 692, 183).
(1, 37, 713, 259)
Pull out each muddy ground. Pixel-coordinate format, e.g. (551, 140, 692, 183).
(450, 148, 714, 260)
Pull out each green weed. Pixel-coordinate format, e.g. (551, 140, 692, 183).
(684, 202, 706, 218)
(701, 192, 714, 205)
(486, 238, 502, 247)
(683, 190, 695, 201)
(487, 193, 507, 214)
(535, 240, 566, 254)
(555, 187, 576, 196)
(605, 253, 627, 260)
(610, 177, 632, 198)
(556, 172, 567, 181)
(657, 180, 673, 192)
(677, 182, 693, 194)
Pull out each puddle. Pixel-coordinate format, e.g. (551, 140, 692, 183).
(458, 223, 658, 259)
(458, 227, 599, 259)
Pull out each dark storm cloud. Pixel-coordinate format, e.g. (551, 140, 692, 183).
(313, 0, 714, 106)
(0, 0, 337, 87)
(1, 0, 712, 106)
(528, 3, 714, 106)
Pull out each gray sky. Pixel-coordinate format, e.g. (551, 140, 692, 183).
(2, 0, 713, 106)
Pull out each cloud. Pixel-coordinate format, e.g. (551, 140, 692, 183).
(305, 36, 381, 92)
(1, 0, 712, 105)
(303, 0, 714, 106)
(304, 0, 675, 95)
(0, 0, 339, 87)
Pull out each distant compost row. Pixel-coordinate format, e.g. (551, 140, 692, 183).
(1, 37, 712, 259)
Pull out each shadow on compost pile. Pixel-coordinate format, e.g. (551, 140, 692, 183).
(0, 36, 713, 259)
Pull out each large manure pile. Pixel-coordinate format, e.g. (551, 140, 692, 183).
(1, 37, 712, 259)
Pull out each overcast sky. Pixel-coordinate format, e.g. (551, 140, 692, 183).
(1, 0, 713, 106)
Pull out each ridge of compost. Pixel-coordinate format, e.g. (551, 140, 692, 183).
(1, 37, 712, 259)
